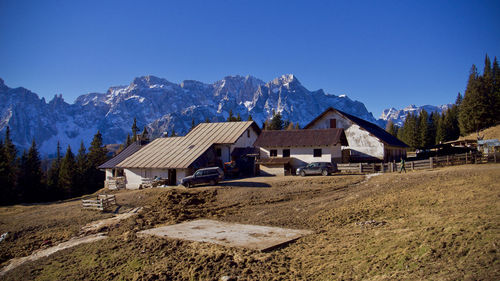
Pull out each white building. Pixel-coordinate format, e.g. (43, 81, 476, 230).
(114, 121, 261, 188)
(253, 129, 348, 176)
(304, 107, 408, 162)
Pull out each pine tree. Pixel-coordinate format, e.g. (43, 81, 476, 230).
(87, 131, 107, 193)
(483, 54, 492, 79)
(0, 140, 15, 205)
(227, 110, 238, 122)
(47, 142, 62, 199)
(435, 112, 446, 144)
(247, 115, 253, 121)
(459, 64, 481, 134)
(59, 146, 76, 198)
(75, 141, 90, 196)
(17, 151, 28, 201)
(205, 117, 210, 123)
(385, 120, 398, 137)
(141, 127, 149, 141)
(285, 121, 295, 130)
(3, 127, 17, 193)
(294, 123, 300, 130)
(493, 57, 500, 123)
(171, 129, 177, 137)
(19, 140, 45, 203)
(428, 112, 438, 146)
(191, 118, 196, 131)
(236, 113, 242, 121)
(455, 92, 463, 106)
(401, 113, 419, 149)
(418, 110, 432, 148)
(268, 111, 284, 130)
(131, 118, 139, 141)
(125, 134, 132, 147)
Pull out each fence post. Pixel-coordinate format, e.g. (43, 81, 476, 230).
(446, 155, 449, 165)
(411, 161, 414, 170)
(430, 157, 433, 169)
(465, 152, 468, 164)
(372, 163, 375, 173)
(495, 152, 497, 163)
(359, 163, 363, 173)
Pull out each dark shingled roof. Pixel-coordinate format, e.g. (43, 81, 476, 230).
(304, 107, 408, 148)
(253, 128, 348, 147)
(98, 141, 147, 169)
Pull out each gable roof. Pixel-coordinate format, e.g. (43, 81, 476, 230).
(304, 107, 408, 147)
(98, 141, 147, 169)
(253, 128, 348, 147)
(117, 121, 260, 169)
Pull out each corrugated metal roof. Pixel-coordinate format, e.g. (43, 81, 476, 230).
(97, 141, 147, 169)
(117, 121, 258, 169)
(253, 128, 348, 147)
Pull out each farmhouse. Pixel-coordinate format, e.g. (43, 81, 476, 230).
(254, 129, 348, 176)
(304, 107, 408, 162)
(114, 121, 260, 188)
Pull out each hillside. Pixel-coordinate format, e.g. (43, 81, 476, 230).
(459, 124, 500, 140)
(0, 164, 498, 280)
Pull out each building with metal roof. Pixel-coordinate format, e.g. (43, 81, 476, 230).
(304, 107, 408, 162)
(115, 121, 261, 187)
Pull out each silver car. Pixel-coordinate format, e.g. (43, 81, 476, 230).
(296, 162, 337, 177)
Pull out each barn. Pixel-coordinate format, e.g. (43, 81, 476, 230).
(304, 107, 408, 162)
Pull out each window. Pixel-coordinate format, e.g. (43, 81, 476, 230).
(329, 119, 336, 128)
(282, 149, 290, 157)
(216, 148, 222, 157)
(313, 149, 322, 157)
(270, 149, 278, 157)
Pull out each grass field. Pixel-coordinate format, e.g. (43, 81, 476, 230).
(0, 164, 499, 280)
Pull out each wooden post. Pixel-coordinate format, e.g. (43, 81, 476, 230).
(446, 155, 449, 165)
(465, 152, 468, 164)
(494, 152, 497, 163)
(411, 161, 414, 170)
(372, 163, 375, 173)
(359, 163, 363, 173)
(430, 157, 433, 169)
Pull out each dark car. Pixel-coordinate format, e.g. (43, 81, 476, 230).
(181, 167, 224, 188)
(296, 162, 337, 177)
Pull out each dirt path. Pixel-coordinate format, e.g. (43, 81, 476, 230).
(0, 207, 143, 276)
(0, 233, 107, 276)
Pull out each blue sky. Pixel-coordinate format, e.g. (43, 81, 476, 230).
(0, 0, 499, 116)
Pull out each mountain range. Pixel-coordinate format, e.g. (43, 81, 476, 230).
(0, 75, 382, 155)
(379, 104, 453, 127)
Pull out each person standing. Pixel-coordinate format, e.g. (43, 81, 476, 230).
(399, 158, 406, 173)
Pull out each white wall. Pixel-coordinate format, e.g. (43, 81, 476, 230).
(259, 145, 341, 170)
(231, 127, 259, 149)
(124, 168, 182, 189)
(307, 111, 385, 160)
(105, 169, 113, 179)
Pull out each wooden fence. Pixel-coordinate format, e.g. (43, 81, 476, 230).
(82, 194, 116, 211)
(337, 151, 499, 174)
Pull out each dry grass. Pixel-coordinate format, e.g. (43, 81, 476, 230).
(0, 165, 499, 280)
(459, 124, 500, 140)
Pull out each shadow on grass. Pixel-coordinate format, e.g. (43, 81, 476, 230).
(218, 181, 271, 188)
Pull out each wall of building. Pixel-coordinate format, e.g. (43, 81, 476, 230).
(105, 169, 113, 179)
(260, 164, 285, 176)
(124, 168, 187, 188)
(231, 127, 259, 149)
(259, 145, 341, 170)
(307, 111, 385, 161)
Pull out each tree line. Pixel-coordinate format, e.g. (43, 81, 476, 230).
(0, 128, 108, 206)
(387, 54, 500, 149)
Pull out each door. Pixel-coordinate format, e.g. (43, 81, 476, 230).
(168, 169, 176, 185)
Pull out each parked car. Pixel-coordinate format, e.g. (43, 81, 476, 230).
(296, 162, 337, 176)
(181, 167, 224, 188)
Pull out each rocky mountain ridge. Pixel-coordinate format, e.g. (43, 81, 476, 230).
(0, 75, 380, 155)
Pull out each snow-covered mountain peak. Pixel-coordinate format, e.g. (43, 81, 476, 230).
(380, 104, 453, 126)
(131, 75, 173, 89)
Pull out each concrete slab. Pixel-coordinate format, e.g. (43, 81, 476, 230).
(138, 219, 313, 251)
